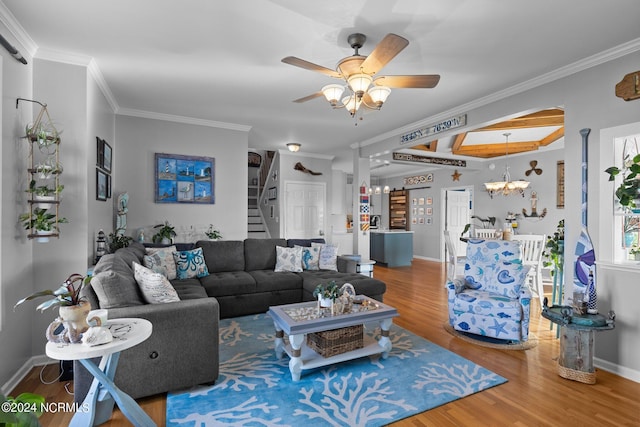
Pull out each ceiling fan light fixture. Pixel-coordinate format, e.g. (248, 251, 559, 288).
(368, 86, 391, 108)
(287, 142, 301, 152)
(342, 95, 361, 116)
(347, 73, 373, 96)
(321, 84, 345, 107)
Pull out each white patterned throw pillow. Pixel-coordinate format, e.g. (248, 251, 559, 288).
(296, 245, 320, 270)
(312, 243, 339, 271)
(172, 247, 210, 279)
(274, 246, 303, 272)
(143, 246, 178, 280)
(133, 262, 180, 304)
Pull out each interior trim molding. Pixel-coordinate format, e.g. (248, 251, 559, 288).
(0, 1, 37, 57)
(0, 354, 52, 396)
(117, 107, 252, 132)
(358, 37, 640, 149)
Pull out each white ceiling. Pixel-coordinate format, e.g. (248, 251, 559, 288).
(3, 0, 640, 177)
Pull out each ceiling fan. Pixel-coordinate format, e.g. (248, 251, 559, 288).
(282, 33, 440, 116)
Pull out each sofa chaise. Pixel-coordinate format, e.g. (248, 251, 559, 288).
(74, 238, 386, 403)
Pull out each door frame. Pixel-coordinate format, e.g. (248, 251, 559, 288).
(440, 185, 474, 261)
(282, 180, 327, 239)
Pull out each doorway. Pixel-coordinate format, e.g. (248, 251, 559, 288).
(283, 181, 326, 239)
(442, 187, 473, 261)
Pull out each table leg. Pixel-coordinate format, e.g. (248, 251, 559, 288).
(288, 334, 305, 381)
(273, 322, 285, 359)
(74, 354, 156, 427)
(378, 318, 393, 359)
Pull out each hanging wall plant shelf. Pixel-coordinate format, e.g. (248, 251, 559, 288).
(17, 98, 66, 241)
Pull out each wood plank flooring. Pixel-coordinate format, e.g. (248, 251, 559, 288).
(9, 259, 640, 426)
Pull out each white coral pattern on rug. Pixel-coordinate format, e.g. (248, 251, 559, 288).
(293, 367, 417, 427)
(412, 363, 498, 396)
(169, 396, 290, 427)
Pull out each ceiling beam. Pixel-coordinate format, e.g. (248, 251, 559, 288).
(410, 140, 438, 152)
(475, 108, 564, 131)
(455, 141, 540, 158)
(451, 133, 466, 153)
(539, 126, 564, 146)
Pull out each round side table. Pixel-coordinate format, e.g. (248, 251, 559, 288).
(46, 317, 154, 426)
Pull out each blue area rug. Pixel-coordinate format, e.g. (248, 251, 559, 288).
(166, 313, 507, 426)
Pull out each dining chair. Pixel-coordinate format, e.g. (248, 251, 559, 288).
(444, 230, 466, 281)
(474, 229, 498, 239)
(512, 234, 547, 308)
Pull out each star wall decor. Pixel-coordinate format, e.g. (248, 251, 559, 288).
(452, 170, 461, 181)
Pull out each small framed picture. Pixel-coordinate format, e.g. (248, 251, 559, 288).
(426, 197, 433, 205)
(96, 137, 104, 167)
(418, 217, 425, 224)
(268, 187, 277, 200)
(418, 207, 425, 215)
(412, 198, 417, 205)
(412, 217, 417, 225)
(426, 207, 433, 215)
(102, 140, 112, 173)
(96, 169, 107, 201)
(426, 217, 433, 225)
(418, 197, 425, 205)
(106, 174, 112, 199)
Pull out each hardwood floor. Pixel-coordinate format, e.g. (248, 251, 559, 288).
(10, 259, 640, 426)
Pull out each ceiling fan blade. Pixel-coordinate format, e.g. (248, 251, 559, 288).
(282, 56, 342, 79)
(360, 33, 409, 75)
(374, 74, 441, 88)
(293, 92, 324, 103)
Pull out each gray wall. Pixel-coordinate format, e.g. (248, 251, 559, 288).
(114, 115, 249, 242)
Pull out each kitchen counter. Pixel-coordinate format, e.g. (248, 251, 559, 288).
(370, 230, 413, 267)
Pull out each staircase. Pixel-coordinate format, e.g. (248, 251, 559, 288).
(247, 186, 267, 238)
(247, 150, 275, 239)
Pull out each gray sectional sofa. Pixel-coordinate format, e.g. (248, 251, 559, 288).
(74, 238, 386, 402)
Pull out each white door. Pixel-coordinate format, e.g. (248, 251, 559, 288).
(284, 181, 326, 239)
(445, 189, 472, 257)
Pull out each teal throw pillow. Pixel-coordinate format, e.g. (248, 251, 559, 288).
(173, 247, 210, 279)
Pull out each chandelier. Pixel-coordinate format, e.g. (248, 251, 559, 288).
(484, 133, 530, 198)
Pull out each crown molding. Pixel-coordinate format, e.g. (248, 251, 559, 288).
(278, 149, 334, 160)
(117, 108, 252, 132)
(0, 1, 37, 57)
(359, 37, 640, 148)
(87, 59, 118, 113)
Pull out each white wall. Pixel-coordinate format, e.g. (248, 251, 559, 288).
(114, 115, 249, 242)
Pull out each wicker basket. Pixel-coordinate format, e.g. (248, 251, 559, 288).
(557, 363, 596, 384)
(307, 325, 363, 357)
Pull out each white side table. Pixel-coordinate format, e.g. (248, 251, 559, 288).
(46, 318, 154, 426)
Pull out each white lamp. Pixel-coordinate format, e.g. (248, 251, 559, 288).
(321, 84, 345, 107)
(368, 86, 391, 108)
(287, 143, 301, 152)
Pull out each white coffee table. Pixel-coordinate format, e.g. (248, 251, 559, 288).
(45, 318, 154, 427)
(268, 296, 398, 381)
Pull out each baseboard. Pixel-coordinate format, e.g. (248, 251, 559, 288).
(1, 354, 55, 396)
(595, 357, 640, 383)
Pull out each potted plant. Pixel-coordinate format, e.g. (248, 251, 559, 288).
(26, 180, 63, 209)
(0, 392, 45, 426)
(629, 245, 640, 261)
(14, 273, 92, 340)
(542, 219, 565, 277)
(205, 224, 222, 240)
(108, 232, 133, 253)
(153, 220, 176, 244)
(605, 152, 640, 211)
(313, 281, 340, 308)
(19, 208, 68, 242)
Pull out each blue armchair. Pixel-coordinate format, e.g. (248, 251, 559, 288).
(447, 239, 532, 342)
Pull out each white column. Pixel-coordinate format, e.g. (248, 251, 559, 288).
(352, 151, 371, 260)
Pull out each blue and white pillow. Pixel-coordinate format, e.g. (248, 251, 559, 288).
(143, 246, 177, 280)
(312, 243, 339, 271)
(172, 247, 209, 279)
(133, 262, 180, 304)
(275, 246, 303, 272)
(296, 245, 320, 270)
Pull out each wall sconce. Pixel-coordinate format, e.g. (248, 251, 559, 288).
(287, 143, 301, 152)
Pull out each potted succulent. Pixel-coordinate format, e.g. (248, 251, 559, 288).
(108, 232, 133, 253)
(14, 273, 92, 341)
(205, 224, 222, 240)
(19, 208, 68, 242)
(605, 152, 640, 211)
(153, 220, 176, 244)
(313, 281, 340, 308)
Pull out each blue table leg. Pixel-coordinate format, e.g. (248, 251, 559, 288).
(71, 354, 156, 427)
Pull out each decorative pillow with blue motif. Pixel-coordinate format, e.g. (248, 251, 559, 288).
(295, 245, 320, 270)
(133, 262, 180, 304)
(172, 247, 210, 279)
(482, 261, 529, 298)
(312, 242, 339, 271)
(143, 246, 177, 280)
(274, 246, 303, 272)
